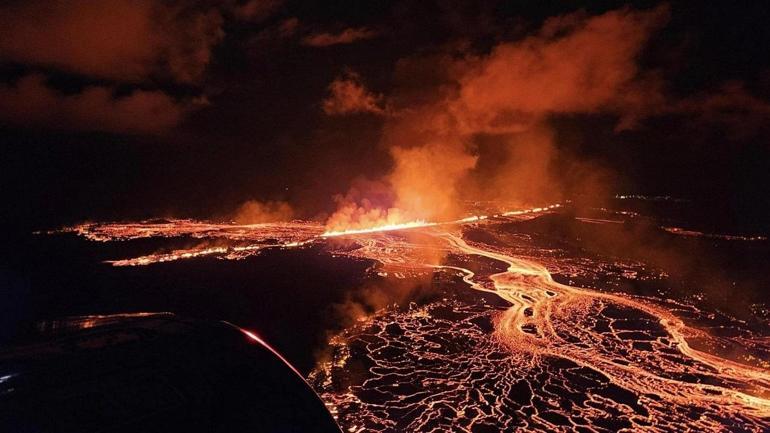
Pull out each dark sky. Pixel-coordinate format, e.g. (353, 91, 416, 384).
(1, 0, 769, 233)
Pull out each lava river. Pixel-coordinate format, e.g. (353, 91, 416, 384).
(310, 226, 770, 432)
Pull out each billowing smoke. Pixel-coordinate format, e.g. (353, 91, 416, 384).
(324, 5, 670, 229)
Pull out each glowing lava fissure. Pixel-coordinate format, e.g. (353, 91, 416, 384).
(49, 220, 324, 266)
(51, 204, 562, 266)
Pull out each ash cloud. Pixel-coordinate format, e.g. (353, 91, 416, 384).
(446, 6, 668, 134)
(324, 179, 401, 232)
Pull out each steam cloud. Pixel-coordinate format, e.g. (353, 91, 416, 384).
(326, 5, 670, 229)
(230, 200, 294, 224)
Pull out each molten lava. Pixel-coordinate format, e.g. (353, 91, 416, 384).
(46, 202, 770, 431)
(321, 220, 436, 237)
(52, 204, 562, 266)
(311, 223, 770, 432)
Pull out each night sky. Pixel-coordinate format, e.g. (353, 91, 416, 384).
(1, 0, 769, 235)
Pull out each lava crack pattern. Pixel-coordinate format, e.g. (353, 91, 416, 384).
(311, 227, 770, 433)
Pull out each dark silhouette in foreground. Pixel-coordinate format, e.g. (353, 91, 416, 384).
(0, 313, 341, 433)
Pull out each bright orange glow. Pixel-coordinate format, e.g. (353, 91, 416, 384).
(321, 220, 436, 237)
(322, 204, 562, 238)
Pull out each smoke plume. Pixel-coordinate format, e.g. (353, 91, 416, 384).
(325, 5, 670, 229)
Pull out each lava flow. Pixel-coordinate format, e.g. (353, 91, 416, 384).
(47, 204, 770, 432)
(49, 220, 324, 266)
(309, 218, 770, 432)
(51, 204, 561, 266)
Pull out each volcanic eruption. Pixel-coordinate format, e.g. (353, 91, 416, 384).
(3, 2, 770, 432)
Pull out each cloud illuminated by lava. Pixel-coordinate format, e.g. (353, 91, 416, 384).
(0, 74, 198, 134)
(303, 27, 378, 47)
(0, 0, 279, 133)
(230, 200, 294, 224)
(0, 0, 226, 83)
(325, 5, 669, 231)
(322, 71, 386, 116)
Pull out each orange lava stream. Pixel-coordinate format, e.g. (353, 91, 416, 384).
(314, 219, 770, 431)
(440, 233, 770, 415)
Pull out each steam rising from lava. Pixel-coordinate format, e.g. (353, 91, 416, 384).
(229, 200, 294, 224)
(324, 5, 669, 232)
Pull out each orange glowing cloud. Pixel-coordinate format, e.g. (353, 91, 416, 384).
(0, 0, 225, 84)
(448, 6, 669, 133)
(672, 81, 770, 138)
(0, 0, 280, 133)
(325, 5, 669, 230)
(322, 71, 385, 115)
(231, 0, 285, 23)
(324, 179, 402, 232)
(302, 27, 378, 47)
(388, 139, 477, 220)
(0, 74, 199, 134)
